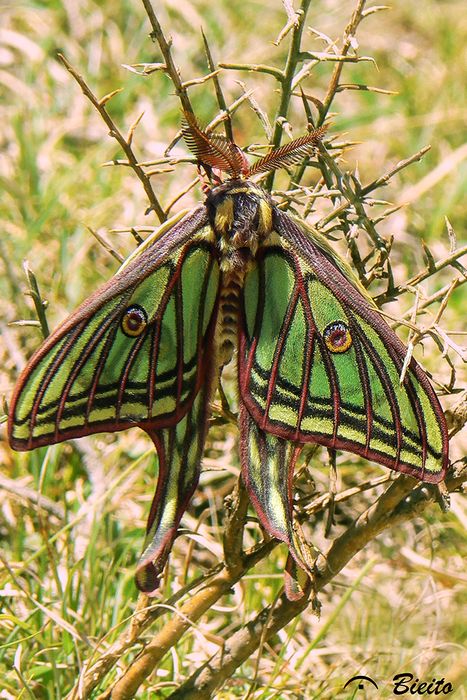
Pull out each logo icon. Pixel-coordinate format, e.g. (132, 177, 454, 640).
(343, 675, 379, 691)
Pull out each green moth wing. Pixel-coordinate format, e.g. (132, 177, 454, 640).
(239, 209, 448, 484)
(240, 404, 316, 599)
(8, 206, 220, 450)
(135, 383, 212, 592)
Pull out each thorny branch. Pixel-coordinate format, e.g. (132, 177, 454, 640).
(140, 0, 193, 116)
(321, 0, 368, 118)
(266, 0, 313, 190)
(68, 540, 278, 700)
(90, 471, 465, 699)
(57, 53, 166, 223)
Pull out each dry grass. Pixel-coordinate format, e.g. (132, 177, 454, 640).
(0, 1, 466, 698)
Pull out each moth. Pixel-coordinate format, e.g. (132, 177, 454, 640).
(8, 114, 449, 597)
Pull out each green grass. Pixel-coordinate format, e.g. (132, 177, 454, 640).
(1, 1, 466, 698)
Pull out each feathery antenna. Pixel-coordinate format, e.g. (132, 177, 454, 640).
(181, 112, 249, 177)
(248, 125, 327, 176)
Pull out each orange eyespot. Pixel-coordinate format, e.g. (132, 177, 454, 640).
(323, 321, 352, 353)
(121, 305, 148, 337)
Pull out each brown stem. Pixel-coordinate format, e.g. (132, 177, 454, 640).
(57, 53, 166, 223)
(162, 474, 464, 699)
(167, 591, 310, 700)
(223, 476, 250, 571)
(140, 0, 193, 116)
(321, 0, 367, 118)
(105, 541, 277, 700)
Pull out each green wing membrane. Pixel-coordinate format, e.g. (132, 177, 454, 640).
(9, 208, 220, 449)
(240, 405, 316, 595)
(239, 210, 448, 483)
(136, 384, 212, 593)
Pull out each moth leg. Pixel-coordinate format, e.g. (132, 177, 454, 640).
(239, 403, 318, 600)
(135, 388, 211, 594)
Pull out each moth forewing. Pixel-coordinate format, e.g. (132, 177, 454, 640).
(270, 209, 448, 481)
(8, 206, 218, 450)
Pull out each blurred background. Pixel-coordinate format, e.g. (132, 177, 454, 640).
(0, 1, 465, 697)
